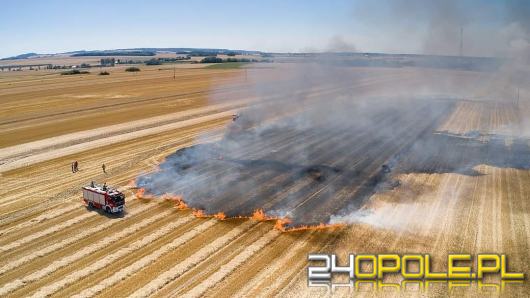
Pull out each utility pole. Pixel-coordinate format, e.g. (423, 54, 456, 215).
(459, 27, 464, 57)
(173, 66, 176, 80)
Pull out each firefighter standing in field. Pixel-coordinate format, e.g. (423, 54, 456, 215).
(102, 163, 106, 174)
(71, 161, 79, 173)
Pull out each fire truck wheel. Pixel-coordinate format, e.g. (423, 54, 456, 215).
(106, 206, 111, 213)
(87, 202, 93, 209)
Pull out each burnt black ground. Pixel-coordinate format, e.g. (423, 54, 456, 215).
(136, 97, 529, 227)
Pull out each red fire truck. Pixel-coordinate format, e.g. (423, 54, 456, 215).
(82, 182, 125, 214)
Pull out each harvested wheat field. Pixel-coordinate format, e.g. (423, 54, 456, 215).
(0, 61, 529, 298)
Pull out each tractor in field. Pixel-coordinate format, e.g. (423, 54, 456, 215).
(82, 182, 125, 213)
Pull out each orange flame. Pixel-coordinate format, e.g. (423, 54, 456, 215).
(135, 188, 158, 200)
(132, 186, 344, 232)
(160, 194, 189, 210)
(135, 188, 146, 198)
(251, 209, 277, 221)
(252, 209, 267, 221)
(190, 209, 243, 221)
(174, 199, 188, 210)
(191, 209, 227, 220)
(274, 218, 292, 231)
(193, 209, 207, 218)
(274, 218, 344, 232)
(214, 212, 227, 220)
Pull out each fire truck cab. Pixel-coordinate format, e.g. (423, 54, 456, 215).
(82, 182, 125, 214)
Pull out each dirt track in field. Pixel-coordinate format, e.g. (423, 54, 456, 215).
(0, 63, 528, 297)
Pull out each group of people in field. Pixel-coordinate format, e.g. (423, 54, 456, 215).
(71, 160, 106, 174)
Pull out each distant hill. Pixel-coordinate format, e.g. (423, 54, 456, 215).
(1, 52, 39, 60)
(117, 48, 262, 55)
(2, 48, 264, 60)
(70, 50, 156, 57)
(67, 48, 262, 57)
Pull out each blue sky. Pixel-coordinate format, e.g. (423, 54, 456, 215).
(0, 0, 525, 58)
